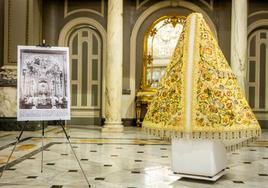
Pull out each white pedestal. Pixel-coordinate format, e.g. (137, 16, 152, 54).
(171, 139, 227, 181)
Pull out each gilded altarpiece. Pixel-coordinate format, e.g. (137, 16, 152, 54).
(136, 15, 185, 126)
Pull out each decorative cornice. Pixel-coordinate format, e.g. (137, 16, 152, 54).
(0, 69, 17, 86)
(248, 19, 268, 35)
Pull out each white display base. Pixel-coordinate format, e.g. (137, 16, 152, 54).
(171, 139, 227, 181)
(176, 169, 227, 181)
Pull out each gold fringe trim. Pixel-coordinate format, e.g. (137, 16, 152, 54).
(142, 121, 261, 151)
(225, 137, 257, 152)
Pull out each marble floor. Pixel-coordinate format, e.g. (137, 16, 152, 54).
(0, 126, 267, 188)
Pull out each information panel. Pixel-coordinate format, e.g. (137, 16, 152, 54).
(17, 46, 70, 121)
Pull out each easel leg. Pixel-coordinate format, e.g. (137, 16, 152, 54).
(0, 122, 26, 178)
(59, 122, 91, 187)
(41, 121, 45, 173)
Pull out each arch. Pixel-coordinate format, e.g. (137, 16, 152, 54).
(58, 17, 107, 117)
(248, 19, 268, 35)
(248, 11, 268, 19)
(128, 1, 218, 112)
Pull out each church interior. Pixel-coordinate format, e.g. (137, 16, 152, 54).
(0, 0, 268, 187)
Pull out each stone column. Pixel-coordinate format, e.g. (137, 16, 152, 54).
(231, 0, 248, 93)
(102, 0, 124, 132)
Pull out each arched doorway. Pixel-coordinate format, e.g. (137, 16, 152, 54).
(247, 29, 268, 117)
(59, 18, 106, 125)
(67, 26, 102, 125)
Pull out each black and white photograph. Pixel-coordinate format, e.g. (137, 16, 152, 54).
(17, 46, 70, 121)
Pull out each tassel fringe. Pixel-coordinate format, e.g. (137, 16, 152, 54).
(142, 121, 261, 152)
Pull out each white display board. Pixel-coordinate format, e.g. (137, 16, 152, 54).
(17, 46, 70, 121)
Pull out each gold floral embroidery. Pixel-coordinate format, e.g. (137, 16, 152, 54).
(143, 13, 261, 145)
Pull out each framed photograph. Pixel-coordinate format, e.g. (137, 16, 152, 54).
(17, 46, 70, 121)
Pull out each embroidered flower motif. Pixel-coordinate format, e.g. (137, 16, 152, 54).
(202, 32, 208, 39)
(143, 13, 260, 143)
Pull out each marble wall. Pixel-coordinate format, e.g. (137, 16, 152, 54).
(214, 0, 232, 63)
(42, 0, 64, 46)
(0, 0, 4, 67)
(0, 0, 41, 117)
(0, 87, 16, 117)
